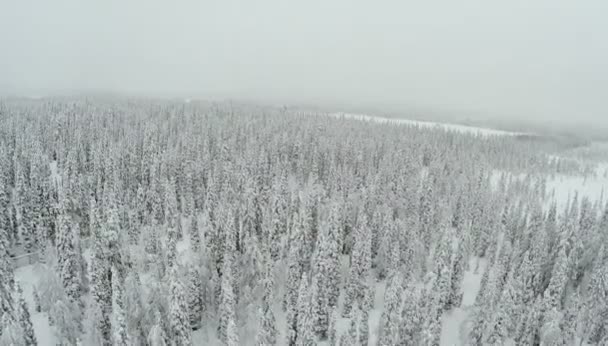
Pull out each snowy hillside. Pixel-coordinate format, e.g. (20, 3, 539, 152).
(2, 98, 607, 346)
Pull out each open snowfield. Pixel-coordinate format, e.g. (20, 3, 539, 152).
(15, 265, 58, 345)
(329, 112, 524, 136)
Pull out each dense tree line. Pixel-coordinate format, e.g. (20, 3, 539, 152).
(0, 98, 606, 345)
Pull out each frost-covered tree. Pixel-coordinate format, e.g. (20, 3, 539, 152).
(311, 203, 341, 339)
(16, 283, 37, 346)
(295, 272, 315, 346)
(123, 271, 145, 344)
(169, 267, 192, 345)
(379, 274, 403, 346)
(339, 306, 358, 346)
(256, 268, 277, 346)
(147, 311, 168, 346)
(399, 284, 423, 345)
(56, 198, 82, 303)
(343, 212, 372, 317)
(219, 249, 237, 345)
(111, 267, 129, 346)
(328, 306, 339, 346)
(359, 304, 370, 346)
(187, 267, 203, 330)
(189, 214, 201, 254)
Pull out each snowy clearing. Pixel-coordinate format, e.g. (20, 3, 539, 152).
(329, 112, 524, 136)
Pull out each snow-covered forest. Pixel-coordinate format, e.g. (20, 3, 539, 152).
(1, 98, 607, 345)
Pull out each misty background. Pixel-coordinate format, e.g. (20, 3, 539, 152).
(1, 0, 607, 133)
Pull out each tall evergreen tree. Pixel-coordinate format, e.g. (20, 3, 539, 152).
(256, 267, 277, 346)
(311, 204, 341, 339)
(343, 212, 372, 317)
(187, 267, 203, 331)
(111, 267, 129, 346)
(379, 274, 403, 346)
(16, 282, 37, 346)
(169, 268, 192, 345)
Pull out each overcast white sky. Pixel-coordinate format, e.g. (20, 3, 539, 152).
(1, 0, 607, 126)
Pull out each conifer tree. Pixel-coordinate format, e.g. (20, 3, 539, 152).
(343, 212, 371, 317)
(147, 311, 168, 346)
(111, 267, 129, 346)
(16, 282, 37, 346)
(339, 306, 358, 346)
(358, 303, 370, 346)
(295, 272, 315, 346)
(187, 267, 203, 330)
(256, 268, 277, 346)
(311, 205, 341, 339)
(56, 198, 82, 304)
(400, 284, 423, 345)
(189, 214, 201, 254)
(219, 247, 237, 345)
(379, 274, 403, 346)
(328, 307, 339, 346)
(169, 268, 192, 345)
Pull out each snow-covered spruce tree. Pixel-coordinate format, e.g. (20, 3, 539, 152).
(0, 256, 18, 343)
(0, 311, 24, 346)
(420, 274, 442, 346)
(83, 296, 107, 346)
(419, 175, 435, 250)
(447, 240, 465, 309)
(169, 267, 192, 345)
(584, 245, 608, 344)
(358, 303, 370, 346)
(433, 223, 455, 313)
(148, 311, 168, 346)
(16, 282, 37, 346)
(0, 172, 11, 247)
(111, 266, 129, 346)
(123, 271, 146, 344)
(0, 221, 17, 329)
(90, 185, 121, 346)
(295, 272, 315, 346)
(374, 207, 393, 280)
(557, 290, 579, 346)
(543, 244, 569, 310)
(187, 266, 203, 330)
(379, 274, 403, 346)
(225, 312, 240, 346)
(311, 203, 341, 339)
(219, 245, 237, 345)
(32, 287, 41, 313)
(256, 266, 277, 346)
(328, 306, 339, 346)
(515, 296, 543, 346)
(189, 213, 201, 254)
(56, 196, 82, 304)
(339, 304, 358, 346)
(399, 284, 423, 345)
(50, 296, 82, 345)
(343, 211, 372, 317)
(284, 223, 305, 344)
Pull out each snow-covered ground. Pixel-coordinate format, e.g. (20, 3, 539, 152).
(546, 171, 607, 210)
(329, 112, 523, 136)
(15, 265, 58, 346)
(440, 258, 487, 346)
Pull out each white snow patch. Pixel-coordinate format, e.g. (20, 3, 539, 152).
(329, 112, 523, 137)
(546, 173, 608, 209)
(15, 264, 58, 346)
(441, 257, 487, 346)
